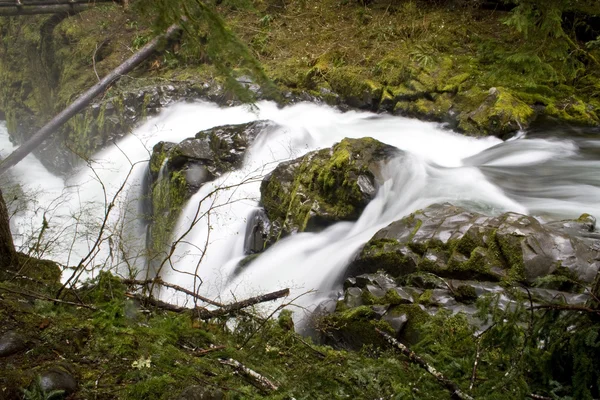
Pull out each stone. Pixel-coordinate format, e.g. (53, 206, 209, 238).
(0, 330, 27, 357)
(260, 137, 401, 242)
(243, 208, 271, 254)
(348, 203, 600, 285)
(38, 366, 77, 395)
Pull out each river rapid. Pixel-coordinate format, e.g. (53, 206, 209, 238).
(1, 101, 599, 322)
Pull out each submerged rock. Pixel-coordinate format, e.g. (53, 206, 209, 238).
(348, 203, 600, 285)
(260, 137, 400, 243)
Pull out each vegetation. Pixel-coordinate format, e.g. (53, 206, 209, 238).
(1, 0, 600, 398)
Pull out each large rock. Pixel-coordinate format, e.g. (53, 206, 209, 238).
(458, 87, 535, 137)
(146, 121, 275, 257)
(347, 203, 600, 285)
(260, 137, 400, 243)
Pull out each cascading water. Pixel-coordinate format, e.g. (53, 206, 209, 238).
(2, 101, 599, 322)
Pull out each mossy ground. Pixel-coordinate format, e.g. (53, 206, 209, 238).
(2, 0, 599, 157)
(0, 270, 458, 400)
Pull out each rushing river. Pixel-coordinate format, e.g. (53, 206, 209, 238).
(1, 101, 599, 322)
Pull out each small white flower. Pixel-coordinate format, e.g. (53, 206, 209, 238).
(132, 357, 152, 369)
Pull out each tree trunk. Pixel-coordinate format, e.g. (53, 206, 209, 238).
(0, 189, 18, 271)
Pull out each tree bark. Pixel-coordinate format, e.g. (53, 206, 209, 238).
(0, 22, 182, 175)
(0, 189, 18, 271)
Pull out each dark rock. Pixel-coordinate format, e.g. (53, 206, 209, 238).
(344, 287, 364, 308)
(243, 208, 271, 254)
(147, 121, 276, 257)
(176, 385, 225, 400)
(348, 203, 600, 285)
(459, 87, 536, 137)
(0, 330, 27, 357)
(382, 313, 408, 336)
(260, 138, 401, 242)
(38, 366, 77, 395)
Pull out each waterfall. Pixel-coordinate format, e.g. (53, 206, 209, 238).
(2, 101, 599, 320)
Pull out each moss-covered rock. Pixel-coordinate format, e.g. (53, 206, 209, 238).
(347, 203, 600, 286)
(458, 87, 536, 136)
(260, 137, 400, 242)
(147, 121, 272, 258)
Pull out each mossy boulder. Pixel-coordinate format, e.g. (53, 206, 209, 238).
(260, 137, 400, 243)
(458, 87, 536, 137)
(324, 67, 384, 110)
(147, 121, 274, 257)
(347, 203, 600, 285)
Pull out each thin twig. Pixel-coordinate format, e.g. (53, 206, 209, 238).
(376, 328, 474, 400)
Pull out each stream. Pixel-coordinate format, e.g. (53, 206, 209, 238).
(2, 101, 599, 322)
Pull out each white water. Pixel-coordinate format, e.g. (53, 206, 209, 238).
(2, 101, 599, 321)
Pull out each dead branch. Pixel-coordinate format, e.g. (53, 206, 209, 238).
(122, 277, 224, 307)
(375, 328, 474, 400)
(194, 345, 226, 356)
(527, 394, 552, 400)
(124, 293, 190, 313)
(196, 288, 290, 320)
(219, 358, 278, 392)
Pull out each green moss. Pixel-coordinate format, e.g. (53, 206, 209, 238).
(459, 87, 535, 136)
(325, 67, 383, 108)
(454, 285, 478, 304)
(149, 170, 188, 255)
(262, 137, 392, 238)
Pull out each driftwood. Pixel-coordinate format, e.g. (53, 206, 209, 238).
(0, 22, 182, 175)
(376, 328, 474, 400)
(196, 288, 290, 320)
(219, 358, 278, 392)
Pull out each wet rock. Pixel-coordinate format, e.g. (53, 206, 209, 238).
(344, 287, 364, 308)
(0, 330, 27, 357)
(243, 208, 271, 254)
(147, 121, 277, 257)
(348, 203, 600, 285)
(38, 366, 77, 395)
(176, 385, 225, 400)
(260, 137, 400, 242)
(382, 313, 408, 336)
(153, 120, 277, 196)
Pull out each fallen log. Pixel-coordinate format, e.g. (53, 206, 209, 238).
(376, 328, 474, 400)
(0, 4, 89, 15)
(0, 0, 115, 7)
(196, 288, 290, 320)
(219, 358, 278, 392)
(0, 22, 182, 175)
